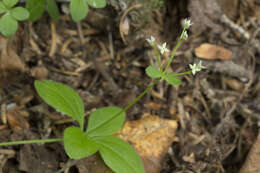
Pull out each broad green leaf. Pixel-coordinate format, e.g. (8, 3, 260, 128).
(3, 0, 18, 8)
(86, 106, 125, 137)
(26, 0, 44, 22)
(34, 80, 85, 129)
(145, 65, 162, 78)
(0, 13, 17, 37)
(87, 0, 106, 8)
(0, 2, 8, 14)
(163, 73, 181, 86)
(69, 0, 88, 22)
(46, 0, 60, 23)
(64, 127, 98, 159)
(95, 136, 145, 173)
(11, 7, 29, 21)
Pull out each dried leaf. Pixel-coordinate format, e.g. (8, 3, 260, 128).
(7, 109, 29, 131)
(195, 43, 232, 60)
(0, 36, 26, 87)
(239, 130, 260, 173)
(117, 113, 178, 173)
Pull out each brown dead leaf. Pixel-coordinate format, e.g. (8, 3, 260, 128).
(7, 109, 29, 131)
(239, 129, 260, 173)
(30, 66, 48, 80)
(0, 36, 26, 87)
(195, 43, 232, 60)
(117, 113, 178, 173)
(224, 77, 244, 91)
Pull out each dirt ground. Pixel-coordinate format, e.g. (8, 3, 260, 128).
(0, 0, 260, 172)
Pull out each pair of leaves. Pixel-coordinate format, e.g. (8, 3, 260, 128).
(26, 0, 59, 23)
(70, 0, 106, 22)
(145, 65, 181, 86)
(34, 80, 144, 173)
(64, 128, 145, 173)
(0, 0, 29, 37)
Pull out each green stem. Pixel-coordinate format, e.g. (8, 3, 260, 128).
(163, 28, 186, 75)
(87, 79, 160, 135)
(122, 79, 160, 113)
(152, 44, 161, 71)
(0, 138, 63, 147)
(173, 70, 192, 76)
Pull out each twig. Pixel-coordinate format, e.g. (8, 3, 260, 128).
(119, 4, 142, 45)
(49, 21, 57, 57)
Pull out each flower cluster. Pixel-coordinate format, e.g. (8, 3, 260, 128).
(146, 36, 169, 55)
(189, 61, 206, 75)
(146, 18, 205, 76)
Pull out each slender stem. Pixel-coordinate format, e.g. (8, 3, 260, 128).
(173, 70, 192, 76)
(121, 79, 160, 113)
(86, 79, 160, 135)
(163, 28, 186, 75)
(0, 138, 63, 147)
(152, 44, 161, 71)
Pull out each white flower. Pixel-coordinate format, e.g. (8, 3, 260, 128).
(158, 42, 169, 54)
(181, 31, 188, 40)
(184, 18, 192, 29)
(146, 36, 155, 45)
(189, 60, 206, 75)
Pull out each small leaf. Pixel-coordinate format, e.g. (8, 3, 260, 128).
(87, 0, 106, 8)
(145, 65, 162, 78)
(26, 0, 45, 22)
(3, 0, 18, 8)
(0, 13, 17, 37)
(95, 136, 145, 173)
(86, 106, 125, 137)
(34, 80, 85, 129)
(46, 0, 60, 23)
(64, 127, 98, 159)
(10, 7, 29, 21)
(69, 0, 88, 22)
(163, 73, 181, 86)
(0, 2, 8, 14)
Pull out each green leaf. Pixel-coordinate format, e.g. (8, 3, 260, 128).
(3, 0, 18, 8)
(0, 13, 17, 37)
(0, 2, 8, 14)
(10, 7, 29, 21)
(26, 0, 45, 22)
(69, 0, 88, 22)
(95, 136, 145, 173)
(46, 0, 60, 23)
(145, 65, 162, 78)
(163, 73, 181, 86)
(87, 0, 106, 8)
(34, 80, 85, 129)
(64, 127, 98, 159)
(86, 106, 125, 137)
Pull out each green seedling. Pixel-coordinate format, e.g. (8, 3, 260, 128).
(26, 0, 107, 23)
(0, 0, 29, 37)
(0, 19, 205, 173)
(69, 0, 106, 22)
(26, 0, 59, 23)
(35, 80, 144, 173)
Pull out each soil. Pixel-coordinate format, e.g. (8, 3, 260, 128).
(0, 0, 260, 173)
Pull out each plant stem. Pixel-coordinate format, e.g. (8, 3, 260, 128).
(0, 138, 63, 147)
(122, 79, 160, 113)
(173, 70, 192, 76)
(163, 28, 186, 75)
(87, 79, 160, 135)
